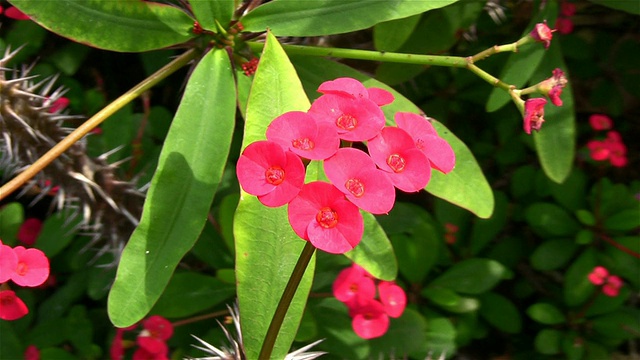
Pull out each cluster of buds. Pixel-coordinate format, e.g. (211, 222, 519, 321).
(110, 315, 174, 360)
(0, 239, 50, 320)
(332, 264, 407, 339)
(587, 266, 623, 297)
(556, 1, 577, 35)
(585, 114, 628, 167)
(237, 77, 455, 254)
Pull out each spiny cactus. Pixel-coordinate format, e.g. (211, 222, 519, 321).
(0, 47, 144, 265)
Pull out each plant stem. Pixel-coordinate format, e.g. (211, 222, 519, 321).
(258, 241, 316, 360)
(0, 48, 199, 202)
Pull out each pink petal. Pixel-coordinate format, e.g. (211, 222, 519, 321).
(589, 114, 613, 131)
(395, 112, 438, 136)
(367, 87, 395, 106)
(0, 244, 18, 283)
(419, 134, 456, 174)
(5, 6, 30, 20)
(587, 266, 608, 285)
(378, 281, 407, 318)
(266, 111, 339, 160)
(143, 315, 173, 340)
(333, 265, 376, 303)
(11, 247, 50, 287)
(351, 299, 390, 339)
(0, 290, 29, 321)
(310, 95, 385, 141)
(17, 218, 43, 246)
(317, 77, 368, 99)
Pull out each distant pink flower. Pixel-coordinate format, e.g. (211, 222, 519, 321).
(530, 22, 554, 49)
(523, 98, 547, 134)
(588, 266, 608, 285)
(310, 94, 386, 141)
(333, 264, 376, 304)
(48, 97, 70, 113)
(589, 114, 613, 130)
(324, 148, 395, 214)
(602, 275, 623, 297)
(0, 290, 29, 320)
(317, 77, 395, 106)
(0, 242, 18, 283)
(10, 246, 50, 287)
(555, 17, 574, 35)
(266, 111, 339, 160)
(368, 126, 431, 192)
(142, 315, 173, 341)
(4, 6, 30, 20)
(607, 140, 628, 167)
(378, 281, 406, 318)
(236, 141, 305, 207)
(132, 346, 169, 360)
(538, 69, 567, 106)
(17, 218, 43, 246)
(587, 140, 610, 161)
(110, 324, 138, 360)
(560, 2, 577, 16)
(288, 181, 364, 254)
(351, 298, 389, 339)
(588, 266, 623, 297)
(24, 345, 40, 360)
(394, 112, 455, 173)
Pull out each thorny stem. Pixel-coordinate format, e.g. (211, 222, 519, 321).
(599, 233, 640, 259)
(172, 308, 230, 328)
(259, 241, 316, 360)
(0, 48, 199, 201)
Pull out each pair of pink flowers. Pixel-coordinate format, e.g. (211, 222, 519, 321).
(556, 1, 577, 35)
(110, 315, 174, 360)
(237, 77, 455, 254)
(586, 114, 628, 167)
(587, 266, 623, 297)
(0, 239, 50, 320)
(522, 68, 568, 135)
(333, 264, 407, 339)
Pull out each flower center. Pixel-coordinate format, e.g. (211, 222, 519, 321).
(265, 166, 285, 185)
(386, 154, 406, 173)
(345, 178, 365, 197)
(316, 206, 339, 229)
(336, 114, 357, 130)
(16, 262, 28, 276)
(292, 137, 315, 150)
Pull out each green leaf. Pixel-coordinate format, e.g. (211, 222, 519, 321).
(470, 191, 509, 255)
(369, 308, 428, 357)
(10, 0, 194, 52)
(588, 0, 640, 15)
(373, 14, 422, 52)
(422, 287, 462, 307)
(604, 209, 640, 231)
(190, 0, 235, 30)
(344, 212, 397, 281)
(527, 303, 566, 325)
(530, 238, 579, 271)
(241, 0, 458, 36)
(430, 258, 507, 294)
(292, 55, 494, 218)
(311, 298, 369, 359)
(533, 39, 576, 183)
(151, 272, 235, 318)
(234, 32, 314, 360)
(535, 329, 562, 355)
(564, 248, 598, 306)
(591, 308, 640, 340)
(605, 236, 640, 288)
(423, 311, 457, 357)
(108, 49, 236, 327)
(391, 223, 439, 284)
(479, 292, 522, 333)
(0, 202, 23, 246)
(485, 2, 558, 112)
(35, 212, 81, 258)
(525, 202, 580, 237)
(575, 209, 596, 226)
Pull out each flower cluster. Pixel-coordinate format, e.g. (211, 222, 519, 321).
(556, 1, 576, 35)
(0, 239, 50, 320)
(587, 266, 623, 297)
(110, 315, 174, 360)
(585, 114, 628, 167)
(444, 223, 459, 245)
(237, 77, 455, 254)
(529, 22, 555, 49)
(521, 68, 567, 134)
(332, 264, 407, 339)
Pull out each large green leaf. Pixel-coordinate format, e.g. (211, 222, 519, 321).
(108, 49, 236, 327)
(429, 258, 507, 294)
(9, 0, 194, 52)
(234, 32, 315, 360)
(344, 212, 397, 281)
(190, 0, 235, 30)
(588, 0, 640, 15)
(533, 40, 575, 183)
(292, 56, 494, 218)
(241, 0, 458, 36)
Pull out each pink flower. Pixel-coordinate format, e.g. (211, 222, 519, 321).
(588, 266, 608, 285)
(3, 6, 30, 20)
(110, 324, 138, 360)
(132, 346, 169, 360)
(555, 17, 574, 35)
(287, 181, 364, 254)
(351, 298, 390, 339)
(378, 281, 406, 318)
(17, 218, 43, 246)
(587, 140, 610, 161)
(332, 264, 376, 304)
(607, 140, 628, 167)
(538, 69, 567, 107)
(266, 111, 339, 160)
(236, 141, 305, 207)
(309, 94, 386, 141)
(368, 126, 431, 192)
(394, 112, 455, 173)
(0, 241, 18, 283)
(602, 275, 623, 297)
(523, 98, 547, 134)
(317, 77, 394, 106)
(47, 97, 70, 113)
(142, 315, 173, 341)
(136, 316, 173, 356)
(324, 148, 395, 214)
(588, 266, 623, 297)
(589, 114, 613, 130)
(9, 246, 50, 287)
(530, 22, 554, 49)
(24, 345, 39, 360)
(560, 2, 577, 16)
(0, 290, 29, 320)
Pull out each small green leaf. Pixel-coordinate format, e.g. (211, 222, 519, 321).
(422, 287, 462, 307)
(369, 308, 428, 357)
(235, 31, 314, 360)
(478, 292, 522, 333)
(35, 212, 82, 258)
(604, 209, 640, 231)
(391, 223, 439, 284)
(241, 0, 458, 37)
(151, 272, 235, 318)
(591, 308, 640, 340)
(605, 236, 640, 288)
(10, 0, 194, 52)
(423, 311, 457, 357)
(527, 303, 566, 325)
(575, 209, 596, 226)
(344, 212, 397, 281)
(530, 238, 579, 271)
(575, 229, 595, 244)
(310, 298, 370, 359)
(108, 49, 236, 327)
(525, 202, 580, 237)
(190, 0, 235, 30)
(0, 202, 23, 246)
(588, 0, 640, 15)
(470, 191, 509, 255)
(535, 329, 562, 355)
(292, 56, 494, 218)
(564, 248, 598, 306)
(430, 258, 507, 294)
